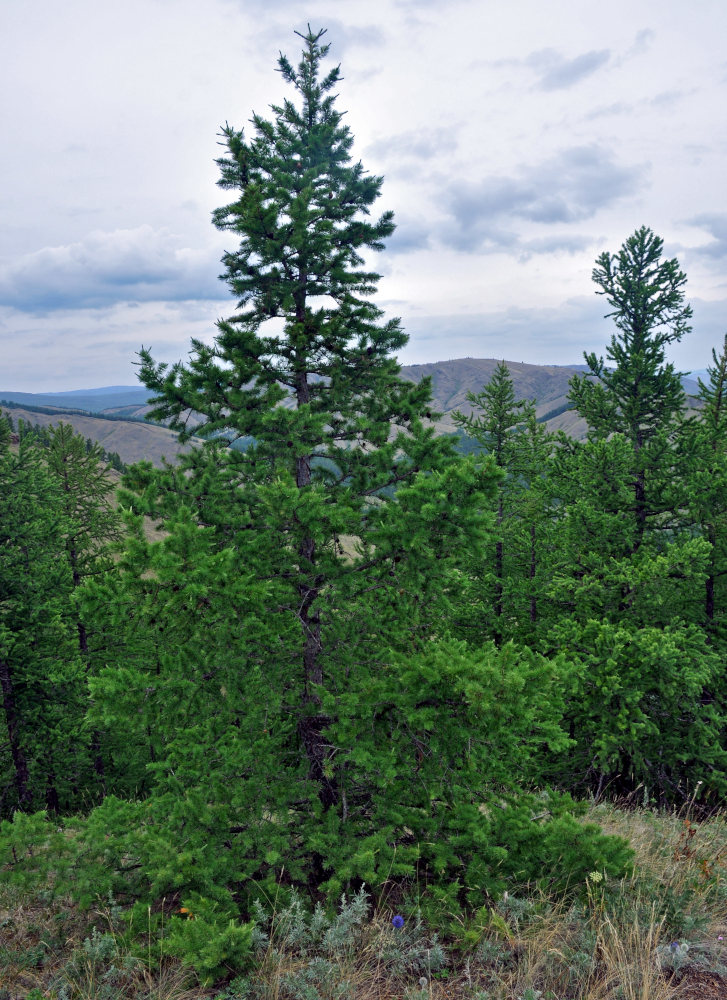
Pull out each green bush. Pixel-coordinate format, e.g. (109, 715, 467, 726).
(165, 894, 255, 984)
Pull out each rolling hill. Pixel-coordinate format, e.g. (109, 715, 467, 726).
(1, 358, 701, 466)
(0, 403, 189, 466)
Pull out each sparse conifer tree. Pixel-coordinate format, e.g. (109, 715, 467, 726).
(453, 362, 554, 644)
(569, 226, 691, 546)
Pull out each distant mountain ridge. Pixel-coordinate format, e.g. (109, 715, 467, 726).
(1, 358, 702, 466)
(0, 387, 153, 413)
(45, 385, 141, 396)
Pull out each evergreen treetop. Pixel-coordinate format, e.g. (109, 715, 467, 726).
(452, 360, 535, 466)
(138, 24, 424, 470)
(568, 227, 692, 547)
(570, 226, 690, 447)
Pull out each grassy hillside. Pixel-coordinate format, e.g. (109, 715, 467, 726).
(401, 358, 581, 412)
(400, 358, 590, 436)
(401, 358, 698, 438)
(0, 405, 190, 466)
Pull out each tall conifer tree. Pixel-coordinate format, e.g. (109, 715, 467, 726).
(90, 28, 631, 909)
(453, 362, 553, 644)
(43, 423, 123, 794)
(130, 26, 498, 868)
(546, 231, 725, 801)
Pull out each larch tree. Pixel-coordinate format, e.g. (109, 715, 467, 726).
(453, 362, 528, 637)
(545, 231, 724, 802)
(78, 28, 629, 918)
(0, 421, 82, 815)
(452, 361, 554, 644)
(43, 423, 123, 795)
(134, 25, 469, 804)
(114, 26, 508, 891)
(569, 226, 692, 547)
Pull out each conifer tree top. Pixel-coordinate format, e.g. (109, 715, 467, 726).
(569, 226, 691, 445)
(592, 225, 692, 352)
(138, 26, 427, 464)
(209, 24, 396, 326)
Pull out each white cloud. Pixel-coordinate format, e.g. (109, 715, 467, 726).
(0, 226, 225, 311)
(527, 48, 611, 91)
(438, 146, 644, 252)
(686, 214, 727, 260)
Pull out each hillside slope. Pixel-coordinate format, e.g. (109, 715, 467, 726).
(2, 358, 700, 465)
(0, 406, 189, 466)
(399, 358, 590, 436)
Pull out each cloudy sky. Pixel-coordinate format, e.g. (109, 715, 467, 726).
(1, 0, 725, 390)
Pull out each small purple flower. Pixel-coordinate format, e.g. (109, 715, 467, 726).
(670, 941, 679, 951)
(392, 914, 405, 929)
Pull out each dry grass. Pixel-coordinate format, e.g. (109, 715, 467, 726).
(0, 891, 201, 999)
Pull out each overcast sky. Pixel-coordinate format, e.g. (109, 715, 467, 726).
(1, 0, 725, 390)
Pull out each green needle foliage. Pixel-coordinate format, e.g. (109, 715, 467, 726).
(1, 32, 647, 987)
(543, 230, 725, 802)
(0, 422, 104, 814)
(124, 27, 495, 867)
(453, 361, 555, 645)
(684, 335, 727, 633)
(33, 29, 630, 961)
(571, 225, 691, 445)
(569, 226, 691, 547)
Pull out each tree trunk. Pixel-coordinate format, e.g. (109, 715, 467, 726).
(634, 473, 647, 548)
(69, 546, 106, 795)
(494, 497, 504, 643)
(0, 656, 32, 809)
(494, 544, 503, 617)
(632, 430, 647, 551)
(529, 523, 537, 624)
(295, 367, 337, 809)
(45, 766, 60, 813)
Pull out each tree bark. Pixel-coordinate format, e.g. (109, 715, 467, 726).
(529, 524, 537, 624)
(69, 546, 106, 794)
(295, 367, 337, 809)
(493, 497, 504, 645)
(0, 655, 32, 809)
(45, 766, 60, 813)
(632, 428, 647, 551)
